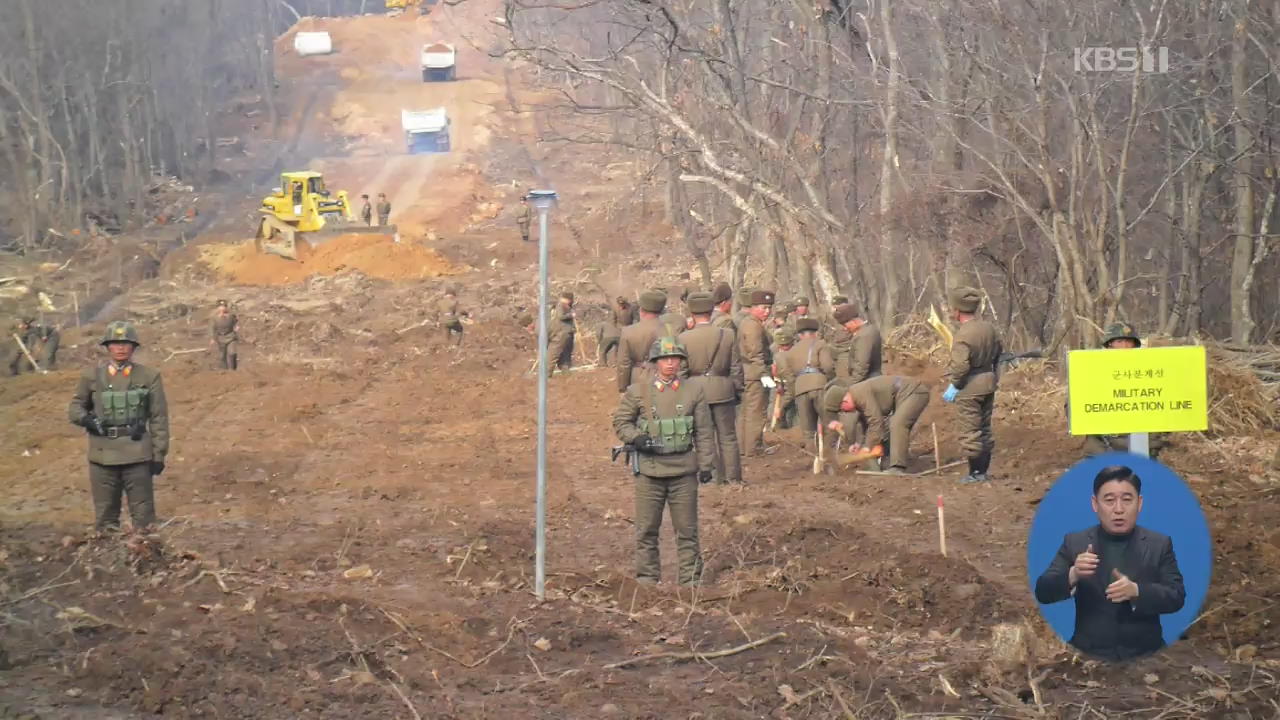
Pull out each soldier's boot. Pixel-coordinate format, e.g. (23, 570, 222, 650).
(229, 354, 238, 371)
(959, 452, 991, 484)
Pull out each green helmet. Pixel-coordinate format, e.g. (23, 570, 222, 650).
(774, 328, 796, 346)
(1101, 322, 1140, 348)
(101, 320, 141, 346)
(648, 336, 688, 362)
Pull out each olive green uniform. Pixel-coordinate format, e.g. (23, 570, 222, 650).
(7, 325, 40, 375)
(617, 317, 662, 392)
(32, 324, 61, 370)
(658, 311, 688, 336)
(827, 376, 930, 471)
(211, 312, 239, 369)
(438, 296, 465, 345)
(69, 362, 170, 531)
(613, 376, 715, 584)
(597, 301, 629, 366)
(376, 199, 391, 225)
(779, 335, 835, 440)
(738, 314, 772, 454)
(546, 303, 576, 376)
(839, 323, 883, 383)
(679, 322, 744, 484)
(945, 319, 1002, 468)
(711, 309, 737, 333)
(517, 203, 531, 242)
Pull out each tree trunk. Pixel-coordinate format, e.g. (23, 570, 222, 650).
(1230, 0, 1256, 343)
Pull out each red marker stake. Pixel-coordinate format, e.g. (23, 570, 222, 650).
(937, 495, 947, 557)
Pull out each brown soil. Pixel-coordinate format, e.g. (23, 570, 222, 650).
(3, 0, 1279, 718)
(200, 233, 466, 285)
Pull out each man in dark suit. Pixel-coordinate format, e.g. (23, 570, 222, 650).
(1034, 465, 1186, 661)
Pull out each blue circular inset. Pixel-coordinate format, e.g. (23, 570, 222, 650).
(1026, 452, 1212, 654)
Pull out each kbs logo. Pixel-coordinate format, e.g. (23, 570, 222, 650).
(1074, 47, 1169, 73)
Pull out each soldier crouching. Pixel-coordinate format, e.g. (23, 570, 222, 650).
(612, 337, 715, 586)
(68, 321, 170, 533)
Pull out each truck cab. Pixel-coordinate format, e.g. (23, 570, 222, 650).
(420, 43, 456, 82)
(401, 108, 451, 154)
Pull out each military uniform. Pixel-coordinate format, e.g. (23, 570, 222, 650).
(679, 292, 744, 485)
(1077, 323, 1168, 459)
(376, 195, 392, 225)
(779, 319, 834, 443)
(360, 196, 373, 226)
(546, 294, 576, 377)
(597, 298, 630, 366)
(613, 337, 715, 585)
(211, 301, 239, 370)
(517, 200, 532, 242)
(738, 290, 775, 454)
(616, 291, 667, 392)
(832, 304, 882, 383)
(769, 328, 798, 430)
(942, 287, 1002, 483)
(438, 290, 467, 346)
(68, 322, 170, 531)
(825, 376, 930, 473)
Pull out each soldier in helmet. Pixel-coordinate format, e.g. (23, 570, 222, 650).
(612, 336, 715, 585)
(1078, 323, 1169, 459)
(210, 300, 240, 370)
(68, 321, 170, 533)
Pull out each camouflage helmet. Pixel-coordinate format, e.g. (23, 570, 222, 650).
(100, 320, 141, 346)
(648, 336, 688, 362)
(1101, 322, 1141, 348)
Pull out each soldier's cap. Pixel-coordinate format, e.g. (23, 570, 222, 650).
(831, 294, 849, 305)
(795, 318, 820, 333)
(1102, 322, 1141, 348)
(616, 296, 629, 305)
(778, 301, 796, 315)
(735, 287, 754, 304)
(686, 292, 715, 314)
(749, 289, 775, 306)
(773, 328, 795, 345)
(833, 303, 861, 324)
(648, 336, 688, 361)
(561, 291, 574, 302)
(711, 282, 733, 304)
(638, 290, 667, 313)
(216, 299, 228, 307)
(794, 297, 809, 306)
(822, 383, 849, 414)
(948, 286, 982, 314)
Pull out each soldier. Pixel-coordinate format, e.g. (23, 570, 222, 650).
(438, 287, 469, 346)
(778, 318, 835, 449)
(613, 337, 715, 585)
(738, 289, 776, 456)
(210, 300, 240, 370)
(597, 297, 630, 366)
(656, 287, 688, 336)
(68, 321, 170, 533)
(617, 290, 667, 392)
(376, 193, 392, 225)
(360, 194, 373, 226)
(734, 287, 754, 327)
(940, 286, 1003, 484)
(1078, 323, 1168, 459)
(710, 282, 736, 332)
(824, 375, 931, 474)
(680, 292, 744, 485)
(769, 327, 798, 431)
(546, 291, 576, 377)
(31, 320, 60, 370)
(832, 303, 882, 383)
(516, 195, 532, 242)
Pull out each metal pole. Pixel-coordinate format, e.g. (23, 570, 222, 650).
(529, 189, 557, 602)
(1129, 432, 1149, 458)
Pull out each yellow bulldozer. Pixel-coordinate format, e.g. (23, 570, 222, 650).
(386, 0, 435, 16)
(255, 171, 397, 260)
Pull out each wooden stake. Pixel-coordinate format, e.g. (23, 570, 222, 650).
(931, 423, 941, 474)
(813, 429, 824, 475)
(73, 291, 80, 328)
(937, 495, 947, 557)
(11, 333, 45, 374)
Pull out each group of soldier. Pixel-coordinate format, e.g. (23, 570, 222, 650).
(605, 283, 1005, 585)
(358, 193, 393, 227)
(5, 317, 60, 375)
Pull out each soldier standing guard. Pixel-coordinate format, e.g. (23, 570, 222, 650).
(737, 289, 775, 455)
(613, 337, 715, 586)
(546, 291, 576, 377)
(940, 287, 1002, 484)
(68, 321, 170, 533)
(832, 303, 882, 383)
(211, 300, 239, 370)
(360, 194, 373, 226)
(1077, 323, 1168, 459)
(376, 193, 392, 225)
(679, 292, 744, 485)
(516, 195, 532, 242)
(616, 291, 667, 392)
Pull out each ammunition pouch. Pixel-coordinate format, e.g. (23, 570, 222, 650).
(98, 385, 150, 431)
(637, 415, 694, 455)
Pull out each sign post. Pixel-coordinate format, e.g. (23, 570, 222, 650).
(1066, 345, 1209, 456)
(528, 189, 557, 602)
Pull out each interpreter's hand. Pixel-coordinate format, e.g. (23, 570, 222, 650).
(1070, 543, 1099, 586)
(1106, 569, 1140, 603)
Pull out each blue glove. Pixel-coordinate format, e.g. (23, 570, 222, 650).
(942, 384, 959, 403)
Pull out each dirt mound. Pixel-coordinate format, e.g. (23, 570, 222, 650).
(199, 234, 466, 285)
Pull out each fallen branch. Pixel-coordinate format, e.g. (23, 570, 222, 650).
(912, 460, 967, 477)
(165, 348, 207, 362)
(381, 608, 518, 668)
(602, 631, 786, 670)
(396, 318, 433, 335)
(387, 681, 423, 720)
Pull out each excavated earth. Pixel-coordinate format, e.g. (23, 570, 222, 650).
(2, 1, 1279, 718)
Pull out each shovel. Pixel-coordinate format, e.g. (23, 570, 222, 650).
(812, 429, 824, 475)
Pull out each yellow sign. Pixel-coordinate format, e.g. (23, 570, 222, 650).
(1067, 346, 1208, 435)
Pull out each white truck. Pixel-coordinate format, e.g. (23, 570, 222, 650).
(420, 43, 456, 82)
(401, 108, 451, 154)
(293, 31, 334, 56)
